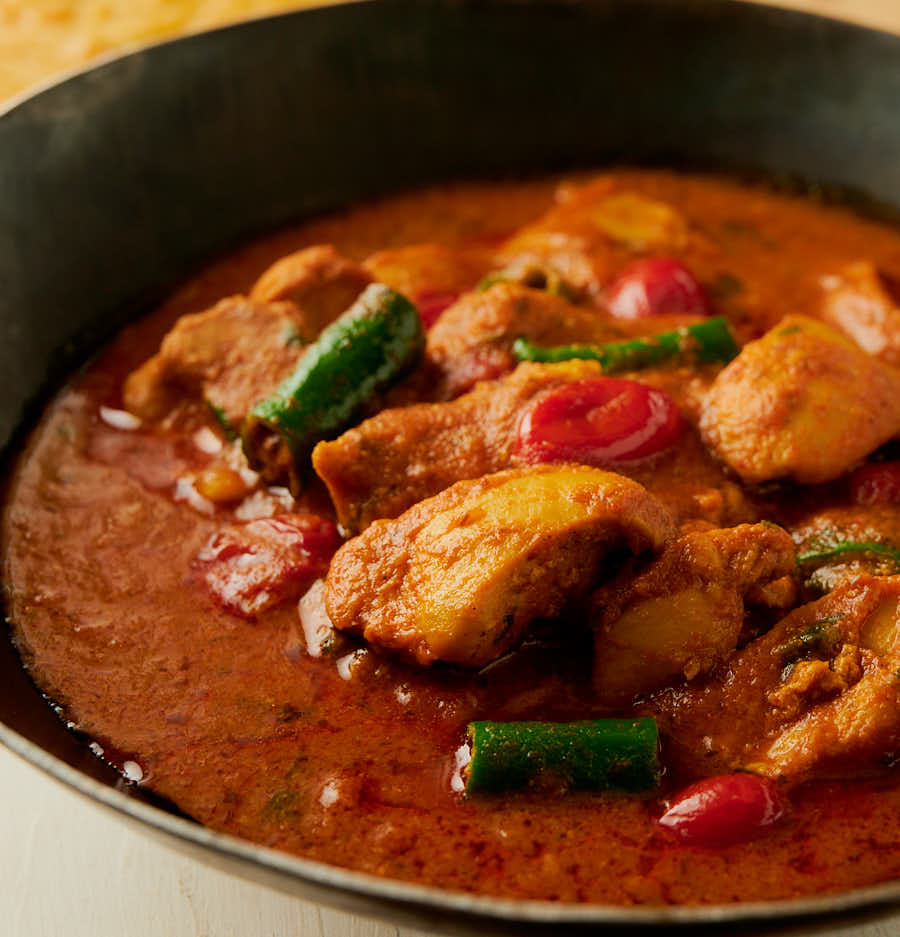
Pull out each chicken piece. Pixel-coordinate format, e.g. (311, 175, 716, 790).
(123, 296, 305, 426)
(489, 178, 620, 300)
(250, 245, 372, 338)
(314, 359, 615, 534)
(591, 522, 797, 704)
(820, 261, 900, 366)
(325, 465, 674, 667)
(700, 315, 900, 484)
(655, 574, 900, 785)
(424, 279, 712, 402)
(485, 244, 610, 306)
(425, 281, 626, 398)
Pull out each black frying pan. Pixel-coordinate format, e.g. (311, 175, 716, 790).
(2, 2, 900, 933)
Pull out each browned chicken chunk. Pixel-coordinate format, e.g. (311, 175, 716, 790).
(424, 281, 626, 398)
(125, 246, 372, 428)
(313, 359, 604, 533)
(123, 296, 305, 426)
(494, 181, 692, 302)
(655, 574, 900, 785)
(701, 315, 900, 484)
(249, 244, 372, 338)
(424, 278, 711, 402)
(325, 465, 674, 667)
(591, 522, 797, 705)
(315, 357, 749, 537)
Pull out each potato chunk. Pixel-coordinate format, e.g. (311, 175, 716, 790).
(700, 315, 900, 484)
(592, 523, 797, 704)
(325, 465, 673, 667)
(584, 191, 689, 251)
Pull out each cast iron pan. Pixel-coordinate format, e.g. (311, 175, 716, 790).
(2, 1, 900, 933)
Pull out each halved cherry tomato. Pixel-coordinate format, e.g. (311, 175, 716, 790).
(605, 256, 710, 320)
(658, 773, 788, 847)
(195, 514, 341, 619)
(515, 378, 683, 466)
(414, 289, 460, 328)
(850, 461, 900, 505)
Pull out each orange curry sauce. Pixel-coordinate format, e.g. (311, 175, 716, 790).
(5, 171, 900, 904)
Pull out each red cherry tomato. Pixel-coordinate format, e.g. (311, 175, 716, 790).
(605, 256, 710, 320)
(850, 461, 900, 505)
(195, 514, 341, 619)
(658, 773, 788, 848)
(414, 289, 460, 328)
(515, 378, 684, 466)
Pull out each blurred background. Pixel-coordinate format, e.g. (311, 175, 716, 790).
(0, 0, 351, 101)
(2, 0, 899, 105)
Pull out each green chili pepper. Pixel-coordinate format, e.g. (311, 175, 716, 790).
(797, 541, 900, 566)
(465, 718, 660, 794)
(512, 317, 739, 374)
(242, 283, 424, 486)
(773, 616, 843, 663)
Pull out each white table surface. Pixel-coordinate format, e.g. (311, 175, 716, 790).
(5, 2, 900, 935)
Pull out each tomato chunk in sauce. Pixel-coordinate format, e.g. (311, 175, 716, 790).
(6, 170, 900, 907)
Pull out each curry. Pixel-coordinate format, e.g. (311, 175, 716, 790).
(5, 170, 900, 905)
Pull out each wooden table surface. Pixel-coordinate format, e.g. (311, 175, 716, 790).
(3, 1, 900, 935)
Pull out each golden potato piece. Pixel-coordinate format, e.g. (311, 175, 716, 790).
(592, 522, 797, 704)
(325, 465, 674, 667)
(700, 315, 900, 484)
